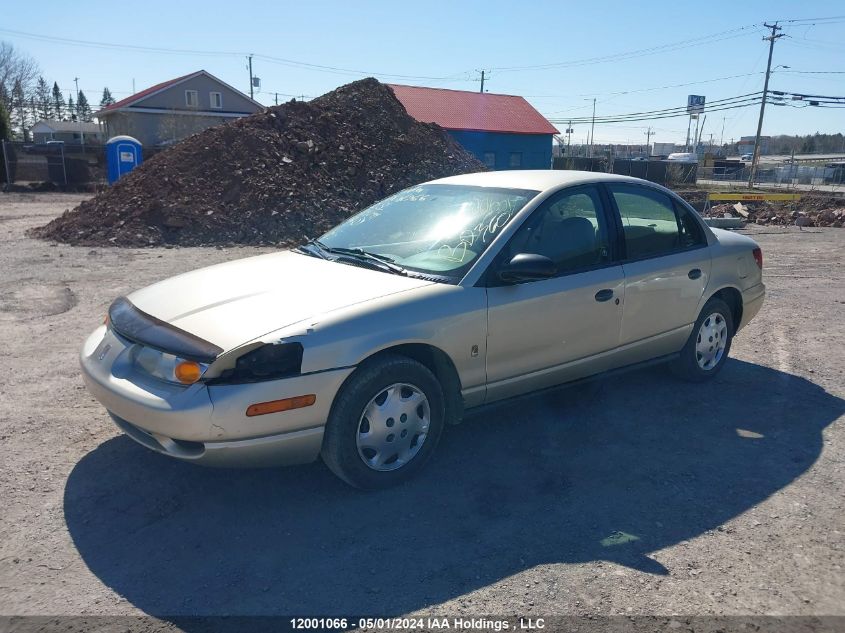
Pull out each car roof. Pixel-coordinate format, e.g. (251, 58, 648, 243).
(429, 169, 649, 192)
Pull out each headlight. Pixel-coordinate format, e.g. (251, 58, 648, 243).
(205, 343, 304, 385)
(134, 346, 209, 385)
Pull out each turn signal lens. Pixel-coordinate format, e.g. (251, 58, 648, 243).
(246, 394, 316, 417)
(174, 360, 203, 384)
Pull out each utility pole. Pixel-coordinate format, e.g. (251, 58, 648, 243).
(567, 120, 572, 155)
(479, 70, 485, 93)
(644, 126, 653, 157)
(692, 115, 700, 154)
(74, 77, 84, 152)
(589, 98, 596, 158)
(274, 93, 279, 106)
(748, 22, 783, 188)
(696, 115, 707, 151)
(248, 55, 254, 99)
(685, 115, 692, 152)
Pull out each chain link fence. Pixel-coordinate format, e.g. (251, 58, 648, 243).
(552, 156, 698, 186)
(1, 140, 105, 189)
(3, 139, 843, 194)
(0, 141, 171, 190)
(697, 163, 845, 192)
(552, 155, 845, 193)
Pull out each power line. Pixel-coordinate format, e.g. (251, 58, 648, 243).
(555, 92, 763, 123)
(0, 27, 472, 83)
(778, 69, 845, 74)
(778, 15, 845, 24)
(550, 100, 763, 125)
(526, 71, 765, 103)
(490, 25, 758, 73)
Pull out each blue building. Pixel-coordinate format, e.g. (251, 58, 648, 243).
(390, 84, 559, 170)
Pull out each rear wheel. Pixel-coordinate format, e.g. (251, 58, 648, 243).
(672, 297, 734, 382)
(321, 354, 445, 489)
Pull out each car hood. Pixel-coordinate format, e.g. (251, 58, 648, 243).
(127, 250, 435, 352)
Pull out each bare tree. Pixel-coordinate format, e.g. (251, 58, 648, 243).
(0, 42, 39, 115)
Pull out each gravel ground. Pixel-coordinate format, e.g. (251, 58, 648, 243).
(0, 193, 843, 622)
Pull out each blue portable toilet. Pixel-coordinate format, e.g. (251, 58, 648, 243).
(106, 135, 142, 184)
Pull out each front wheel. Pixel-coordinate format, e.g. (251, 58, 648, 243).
(321, 354, 445, 489)
(672, 297, 734, 382)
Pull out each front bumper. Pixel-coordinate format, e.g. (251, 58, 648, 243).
(80, 325, 354, 467)
(109, 413, 326, 467)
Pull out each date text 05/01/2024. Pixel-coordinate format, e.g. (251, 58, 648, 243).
(290, 617, 546, 630)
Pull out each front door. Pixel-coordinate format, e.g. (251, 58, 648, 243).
(484, 185, 625, 402)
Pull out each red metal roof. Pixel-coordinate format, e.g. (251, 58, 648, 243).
(389, 84, 559, 135)
(97, 72, 199, 114)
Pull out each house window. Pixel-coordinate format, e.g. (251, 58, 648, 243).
(509, 152, 523, 168)
(482, 151, 496, 168)
(210, 92, 222, 109)
(185, 90, 198, 107)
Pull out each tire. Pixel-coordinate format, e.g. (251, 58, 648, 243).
(672, 297, 734, 382)
(321, 354, 445, 489)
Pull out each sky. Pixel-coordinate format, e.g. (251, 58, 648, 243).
(2, 0, 843, 146)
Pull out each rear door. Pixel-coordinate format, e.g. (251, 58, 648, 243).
(484, 185, 625, 401)
(605, 183, 710, 353)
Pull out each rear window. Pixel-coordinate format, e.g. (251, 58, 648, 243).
(609, 185, 705, 260)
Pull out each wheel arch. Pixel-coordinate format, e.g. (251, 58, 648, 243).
(352, 343, 465, 425)
(706, 286, 743, 331)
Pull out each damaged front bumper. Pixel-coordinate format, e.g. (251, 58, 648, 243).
(80, 325, 354, 467)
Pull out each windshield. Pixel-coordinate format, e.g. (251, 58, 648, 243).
(315, 184, 538, 280)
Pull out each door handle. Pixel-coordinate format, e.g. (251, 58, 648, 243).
(594, 289, 614, 302)
(688, 268, 702, 280)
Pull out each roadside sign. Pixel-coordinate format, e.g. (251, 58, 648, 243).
(687, 95, 706, 114)
(708, 192, 802, 201)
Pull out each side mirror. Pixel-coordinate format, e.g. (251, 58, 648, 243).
(497, 253, 557, 283)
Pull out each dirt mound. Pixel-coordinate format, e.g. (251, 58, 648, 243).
(30, 79, 485, 247)
(703, 197, 845, 228)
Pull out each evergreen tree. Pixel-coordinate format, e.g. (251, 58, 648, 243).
(0, 99, 10, 140)
(77, 90, 92, 122)
(35, 76, 52, 120)
(0, 84, 9, 117)
(51, 82, 66, 120)
(29, 96, 39, 129)
(67, 94, 76, 122)
(99, 87, 116, 108)
(11, 79, 29, 141)
(0, 100, 10, 184)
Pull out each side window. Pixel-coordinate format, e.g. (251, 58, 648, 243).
(504, 187, 609, 276)
(610, 185, 694, 259)
(674, 200, 707, 248)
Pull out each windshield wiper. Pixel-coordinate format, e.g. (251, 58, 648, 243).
(295, 239, 331, 260)
(305, 240, 408, 276)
